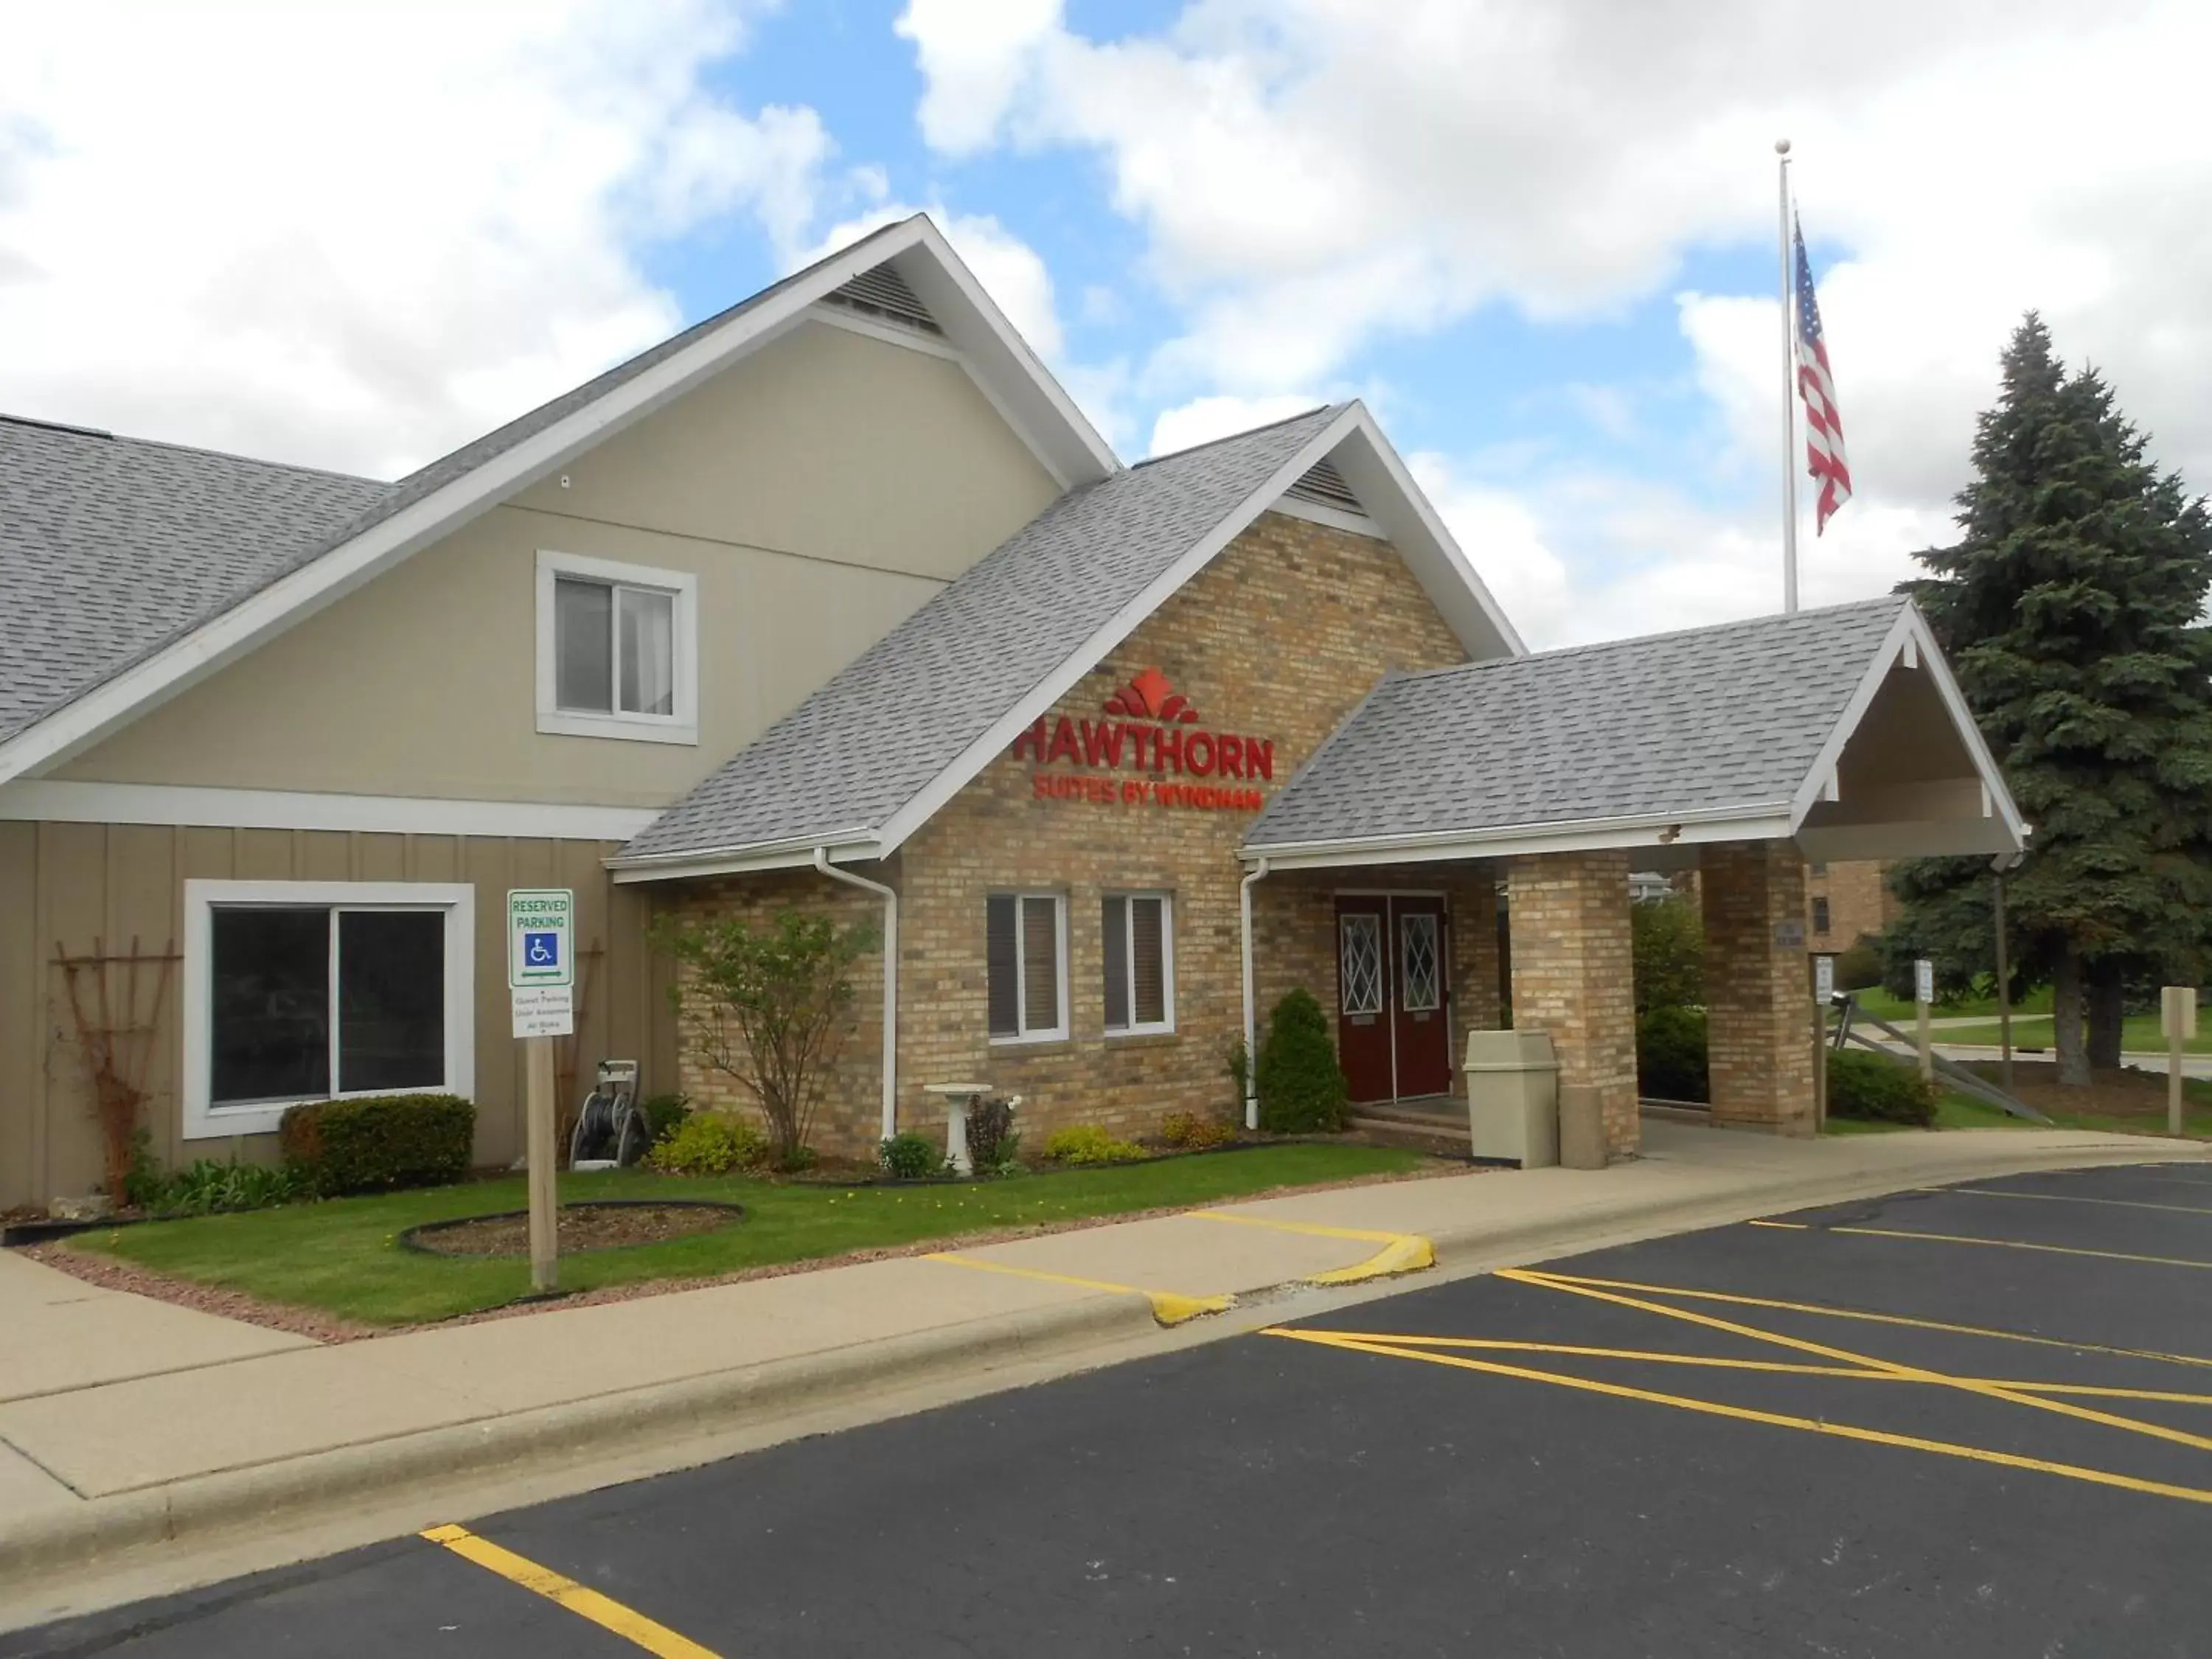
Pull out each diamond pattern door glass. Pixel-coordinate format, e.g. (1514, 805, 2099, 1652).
(1340, 914, 1383, 1015)
(1400, 913, 1440, 1012)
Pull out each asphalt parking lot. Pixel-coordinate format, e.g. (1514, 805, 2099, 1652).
(10, 1161, 2212, 1658)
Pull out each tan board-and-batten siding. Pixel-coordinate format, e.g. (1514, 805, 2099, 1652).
(0, 820, 675, 1209)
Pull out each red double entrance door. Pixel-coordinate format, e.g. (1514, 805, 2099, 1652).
(1334, 895, 1452, 1105)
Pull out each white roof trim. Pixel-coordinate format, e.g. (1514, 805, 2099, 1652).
(0, 778, 659, 841)
(0, 215, 1119, 790)
(1784, 602, 2026, 846)
(609, 841, 883, 883)
(1243, 803, 1796, 872)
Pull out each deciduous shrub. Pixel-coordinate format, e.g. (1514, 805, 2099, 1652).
(1160, 1111, 1237, 1150)
(1827, 1050, 1938, 1126)
(1636, 1007, 1710, 1104)
(279, 1094, 476, 1197)
(965, 1096, 1020, 1172)
(1631, 895, 1704, 1013)
(879, 1130, 947, 1180)
(639, 1093, 692, 1144)
(647, 1112, 770, 1176)
(1834, 936, 1885, 994)
(1045, 1124, 1147, 1164)
(1256, 989, 1349, 1133)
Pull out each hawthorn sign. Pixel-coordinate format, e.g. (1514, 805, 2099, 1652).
(1012, 668, 1273, 813)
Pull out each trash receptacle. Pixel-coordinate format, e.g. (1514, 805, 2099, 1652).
(1462, 1030, 1559, 1167)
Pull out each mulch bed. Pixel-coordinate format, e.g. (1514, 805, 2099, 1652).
(406, 1202, 742, 1257)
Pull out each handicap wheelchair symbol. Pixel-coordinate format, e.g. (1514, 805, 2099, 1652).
(523, 931, 560, 969)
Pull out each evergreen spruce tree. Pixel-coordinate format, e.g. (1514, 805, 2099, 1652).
(1888, 314, 2212, 1085)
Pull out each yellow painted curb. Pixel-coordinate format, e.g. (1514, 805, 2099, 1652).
(923, 1251, 1234, 1328)
(1306, 1231, 1436, 1286)
(1189, 1209, 1436, 1287)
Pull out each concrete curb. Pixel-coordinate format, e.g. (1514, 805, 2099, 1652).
(2, 1137, 2200, 1595)
(1413, 1138, 2212, 1278)
(0, 1290, 1156, 1593)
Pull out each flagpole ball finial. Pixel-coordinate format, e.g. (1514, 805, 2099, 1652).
(1775, 137, 1792, 156)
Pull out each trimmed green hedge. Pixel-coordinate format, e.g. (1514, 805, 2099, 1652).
(1636, 1006, 1710, 1103)
(279, 1094, 476, 1197)
(1827, 1050, 1938, 1126)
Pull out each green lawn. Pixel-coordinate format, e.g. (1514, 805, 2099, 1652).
(1849, 985, 2055, 1023)
(69, 1144, 1428, 1327)
(1930, 1014, 2212, 1055)
(1823, 1083, 2212, 1139)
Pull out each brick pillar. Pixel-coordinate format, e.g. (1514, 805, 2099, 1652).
(1506, 850, 1638, 1158)
(1701, 841, 1816, 1135)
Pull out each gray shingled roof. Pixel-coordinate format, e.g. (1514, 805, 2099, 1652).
(1245, 596, 1912, 850)
(618, 404, 1344, 863)
(0, 218, 919, 752)
(0, 416, 393, 743)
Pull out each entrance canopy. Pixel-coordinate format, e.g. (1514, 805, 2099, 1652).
(1242, 597, 2024, 872)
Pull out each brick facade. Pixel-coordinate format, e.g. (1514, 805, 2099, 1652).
(1703, 840, 1817, 1135)
(1252, 866, 1503, 1102)
(665, 509, 1472, 1156)
(1505, 849, 1638, 1157)
(1806, 858, 1894, 949)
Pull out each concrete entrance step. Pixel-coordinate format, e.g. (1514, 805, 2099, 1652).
(1349, 1098, 1467, 1152)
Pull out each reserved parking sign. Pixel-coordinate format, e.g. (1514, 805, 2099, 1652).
(508, 889, 574, 988)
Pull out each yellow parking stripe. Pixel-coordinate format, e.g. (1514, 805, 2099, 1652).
(420, 1524, 720, 1658)
(1921, 1185, 2212, 1218)
(1188, 1211, 1437, 1284)
(922, 1251, 1232, 1326)
(1268, 1333, 2212, 1406)
(1751, 1219, 2212, 1270)
(1500, 1268, 2212, 1456)
(1262, 1330, 2212, 1507)
(1524, 1270, 2212, 1371)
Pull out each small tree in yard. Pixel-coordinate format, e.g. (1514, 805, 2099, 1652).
(655, 909, 876, 1165)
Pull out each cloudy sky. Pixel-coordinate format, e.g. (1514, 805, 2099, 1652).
(4, 0, 2206, 647)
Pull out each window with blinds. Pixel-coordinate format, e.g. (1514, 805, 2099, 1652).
(1102, 893, 1174, 1034)
(987, 893, 1066, 1040)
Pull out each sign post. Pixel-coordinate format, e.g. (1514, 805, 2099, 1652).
(509, 888, 574, 1294)
(1913, 959, 1935, 1085)
(2163, 987, 2197, 1138)
(1812, 954, 1835, 1133)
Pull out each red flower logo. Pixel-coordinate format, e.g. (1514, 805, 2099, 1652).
(1104, 666, 1199, 723)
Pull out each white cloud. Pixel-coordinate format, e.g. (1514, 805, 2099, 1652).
(894, 0, 1062, 155)
(0, 0, 832, 477)
(796, 204, 1065, 361)
(1148, 393, 1323, 457)
(900, 0, 2212, 639)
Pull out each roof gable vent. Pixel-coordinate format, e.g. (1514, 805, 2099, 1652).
(823, 263, 945, 336)
(1284, 456, 1366, 516)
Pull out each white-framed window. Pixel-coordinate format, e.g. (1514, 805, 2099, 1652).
(986, 892, 1068, 1043)
(181, 881, 476, 1140)
(1102, 892, 1175, 1035)
(535, 550, 698, 745)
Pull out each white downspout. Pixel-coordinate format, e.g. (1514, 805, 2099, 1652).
(814, 848, 897, 1142)
(1239, 857, 1270, 1130)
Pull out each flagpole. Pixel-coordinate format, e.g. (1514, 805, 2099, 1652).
(1776, 137, 1799, 614)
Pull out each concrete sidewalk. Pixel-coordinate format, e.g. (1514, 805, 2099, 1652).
(3, 1120, 2206, 1617)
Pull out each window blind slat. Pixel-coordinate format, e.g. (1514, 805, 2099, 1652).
(1132, 897, 1166, 1026)
(1102, 897, 1130, 1030)
(1021, 897, 1060, 1034)
(986, 895, 1019, 1036)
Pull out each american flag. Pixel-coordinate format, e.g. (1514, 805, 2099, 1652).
(1793, 219, 1852, 532)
